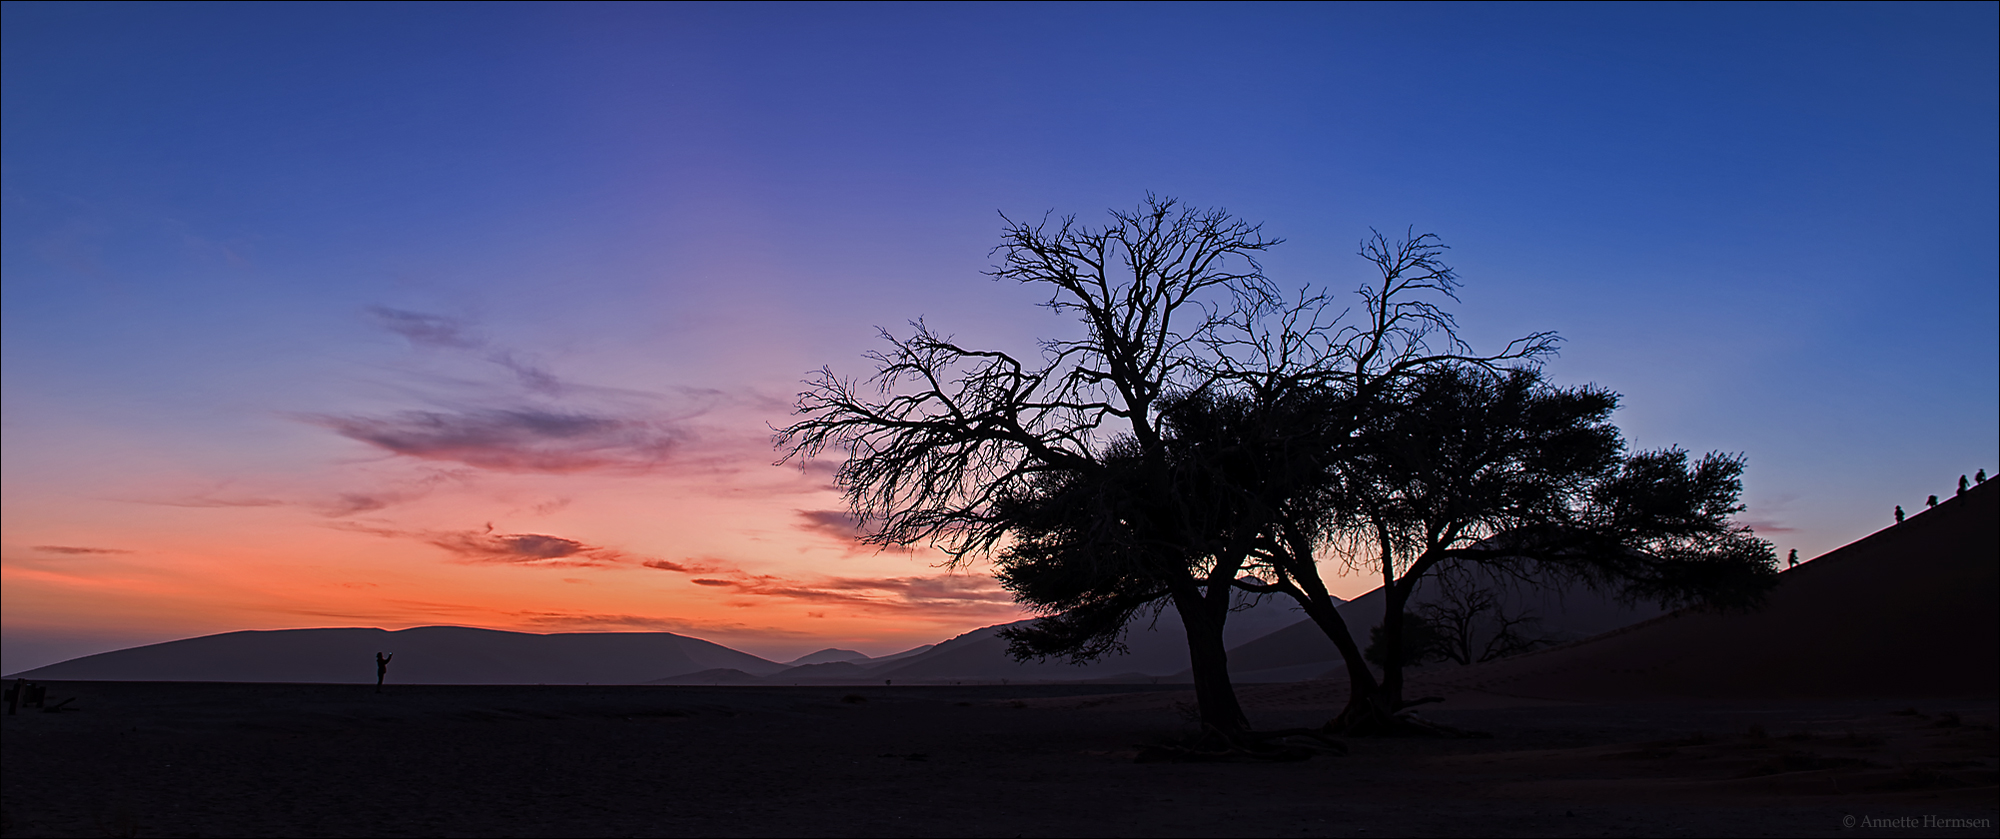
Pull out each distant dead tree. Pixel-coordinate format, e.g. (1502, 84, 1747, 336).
(1410, 567, 1553, 666)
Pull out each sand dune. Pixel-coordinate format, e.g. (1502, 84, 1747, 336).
(5, 626, 787, 685)
(1193, 563, 1668, 683)
(1410, 478, 1998, 702)
(660, 594, 1316, 685)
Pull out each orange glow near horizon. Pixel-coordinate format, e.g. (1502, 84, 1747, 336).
(2, 412, 1389, 665)
(0, 422, 1033, 661)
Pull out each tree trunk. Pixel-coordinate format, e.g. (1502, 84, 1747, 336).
(1169, 583, 1248, 739)
(1334, 551, 1456, 735)
(1287, 581, 1378, 723)
(1378, 575, 1410, 712)
(1270, 524, 1382, 731)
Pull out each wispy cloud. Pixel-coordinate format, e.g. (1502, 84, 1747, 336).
(335, 522, 635, 568)
(683, 569, 1016, 615)
(795, 508, 865, 540)
(432, 527, 633, 567)
(488, 350, 562, 396)
(642, 558, 723, 574)
(32, 545, 134, 556)
(138, 495, 286, 509)
(309, 408, 678, 473)
(792, 508, 911, 555)
(1738, 517, 1796, 534)
(1741, 494, 1801, 535)
(325, 493, 395, 516)
(366, 306, 562, 394)
(367, 306, 480, 350)
(630, 547, 1011, 613)
(329, 306, 779, 476)
(318, 469, 471, 517)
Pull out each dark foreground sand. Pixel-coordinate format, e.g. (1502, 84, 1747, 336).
(2, 680, 1993, 838)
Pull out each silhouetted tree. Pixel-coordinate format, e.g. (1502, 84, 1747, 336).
(1358, 578, 1552, 671)
(1410, 566, 1552, 666)
(975, 230, 1564, 737)
(1231, 364, 1778, 734)
(778, 204, 1552, 744)
(1364, 613, 1450, 668)
(1128, 234, 1560, 736)
(780, 196, 1284, 737)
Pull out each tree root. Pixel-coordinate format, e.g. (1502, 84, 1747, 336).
(1321, 699, 1492, 739)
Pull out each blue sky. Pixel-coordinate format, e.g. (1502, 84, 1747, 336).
(3, 2, 1994, 672)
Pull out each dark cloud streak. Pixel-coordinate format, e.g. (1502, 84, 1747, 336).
(309, 408, 677, 473)
(643, 558, 721, 574)
(333, 521, 633, 568)
(686, 570, 1016, 614)
(33, 545, 134, 555)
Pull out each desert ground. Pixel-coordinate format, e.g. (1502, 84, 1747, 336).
(2, 679, 1995, 838)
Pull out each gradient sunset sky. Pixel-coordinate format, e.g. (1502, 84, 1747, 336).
(4, 3, 1995, 673)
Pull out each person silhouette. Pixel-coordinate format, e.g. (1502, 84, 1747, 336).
(1895, 505, 1905, 523)
(1927, 495, 1938, 508)
(1959, 476, 1969, 496)
(375, 652, 393, 692)
(1979, 469, 1988, 485)
(1787, 548, 1798, 568)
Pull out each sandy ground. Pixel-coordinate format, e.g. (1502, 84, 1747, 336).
(2, 681, 1994, 838)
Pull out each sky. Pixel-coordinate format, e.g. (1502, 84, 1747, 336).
(4, 2, 1995, 673)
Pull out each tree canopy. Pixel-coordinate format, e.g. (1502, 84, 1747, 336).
(781, 197, 1298, 735)
(780, 196, 1774, 743)
(1259, 363, 1779, 731)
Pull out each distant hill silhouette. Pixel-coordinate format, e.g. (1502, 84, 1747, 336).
(19, 482, 1988, 690)
(1413, 477, 1999, 700)
(785, 648, 871, 666)
(5, 626, 787, 684)
(8, 575, 1657, 686)
(658, 592, 1316, 685)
